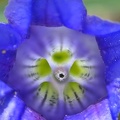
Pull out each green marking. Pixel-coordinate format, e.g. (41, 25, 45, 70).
(39, 82, 49, 93)
(70, 60, 88, 77)
(38, 82, 58, 105)
(52, 50, 71, 64)
(64, 82, 83, 101)
(36, 58, 51, 77)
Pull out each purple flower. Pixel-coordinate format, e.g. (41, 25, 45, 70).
(0, 0, 120, 120)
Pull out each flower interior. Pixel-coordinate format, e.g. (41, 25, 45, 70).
(8, 26, 107, 120)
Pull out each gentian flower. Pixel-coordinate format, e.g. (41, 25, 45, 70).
(0, 0, 120, 120)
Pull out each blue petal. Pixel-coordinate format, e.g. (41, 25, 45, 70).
(96, 30, 120, 72)
(107, 78, 120, 120)
(83, 16, 120, 35)
(0, 24, 22, 50)
(30, 0, 87, 30)
(5, 0, 86, 32)
(0, 80, 45, 120)
(96, 30, 120, 66)
(5, 0, 32, 36)
(96, 31, 120, 119)
(32, 0, 62, 26)
(64, 99, 112, 120)
(0, 24, 21, 82)
(0, 50, 16, 82)
(52, 0, 86, 30)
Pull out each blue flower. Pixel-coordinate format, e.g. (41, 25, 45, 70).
(0, 0, 120, 120)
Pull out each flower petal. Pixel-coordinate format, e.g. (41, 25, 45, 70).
(107, 78, 120, 120)
(83, 16, 120, 36)
(5, 0, 86, 31)
(64, 99, 112, 120)
(96, 30, 120, 80)
(0, 23, 22, 82)
(53, 0, 87, 30)
(5, 0, 32, 36)
(0, 24, 22, 50)
(0, 50, 16, 82)
(0, 80, 45, 120)
(32, 0, 62, 26)
(96, 30, 120, 119)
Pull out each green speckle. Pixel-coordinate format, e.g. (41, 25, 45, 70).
(70, 60, 88, 77)
(52, 50, 71, 64)
(36, 58, 51, 77)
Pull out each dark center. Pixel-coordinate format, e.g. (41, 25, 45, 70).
(59, 73, 64, 78)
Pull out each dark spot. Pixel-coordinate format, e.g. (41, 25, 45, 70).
(78, 85, 84, 93)
(49, 99, 56, 105)
(27, 73, 37, 78)
(79, 85, 82, 90)
(66, 95, 70, 99)
(36, 92, 39, 96)
(33, 76, 40, 81)
(51, 95, 56, 99)
(41, 90, 48, 106)
(38, 88, 41, 91)
(59, 73, 64, 78)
